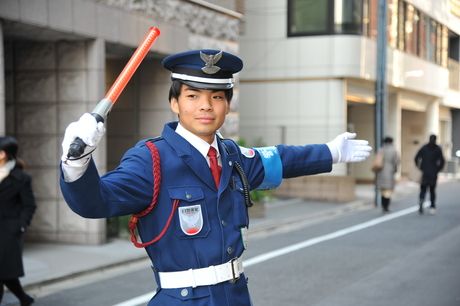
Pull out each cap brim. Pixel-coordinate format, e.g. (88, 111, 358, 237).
(180, 80, 234, 90)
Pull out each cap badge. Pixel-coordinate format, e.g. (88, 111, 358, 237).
(200, 51, 222, 74)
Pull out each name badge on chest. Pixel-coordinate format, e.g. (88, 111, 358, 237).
(178, 205, 203, 236)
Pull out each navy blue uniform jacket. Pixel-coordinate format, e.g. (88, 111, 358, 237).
(60, 122, 332, 306)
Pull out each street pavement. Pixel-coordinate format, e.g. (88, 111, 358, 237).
(0, 178, 446, 305)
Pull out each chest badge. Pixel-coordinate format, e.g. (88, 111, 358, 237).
(178, 205, 203, 236)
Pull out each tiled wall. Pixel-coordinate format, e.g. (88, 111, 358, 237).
(5, 39, 106, 244)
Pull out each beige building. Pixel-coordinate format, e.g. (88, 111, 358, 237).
(239, 0, 460, 200)
(0, 0, 243, 244)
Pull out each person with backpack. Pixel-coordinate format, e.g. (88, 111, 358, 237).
(59, 49, 372, 306)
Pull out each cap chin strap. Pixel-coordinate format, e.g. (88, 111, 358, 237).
(171, 73, 233, 85)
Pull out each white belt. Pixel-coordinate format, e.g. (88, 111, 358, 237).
(158, 257, 244, 289)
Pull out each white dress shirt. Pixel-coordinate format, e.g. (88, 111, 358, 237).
(175, 123, 221, 167)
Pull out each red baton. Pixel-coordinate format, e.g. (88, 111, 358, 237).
(68, 27, 160, 158)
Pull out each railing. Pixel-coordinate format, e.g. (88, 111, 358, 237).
(448, 58, 460, 90)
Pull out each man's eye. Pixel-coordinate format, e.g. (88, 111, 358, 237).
(187, 95, 197, 99)
(213, 95, 224, 100)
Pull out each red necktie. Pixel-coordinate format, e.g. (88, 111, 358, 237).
(207, 146, 221, 188)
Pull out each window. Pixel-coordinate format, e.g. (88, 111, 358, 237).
(287, 0, 363, 36)
(418, 14, 428, 59)
(366, 0, 378, 39)
(404, 4, 419, 55)
(387, 0, 399, 48)
(335, 0, 364, 34)
(397, 0, 405, 51)
(427, 20, 437, 62)
(288, 0, 333, 36)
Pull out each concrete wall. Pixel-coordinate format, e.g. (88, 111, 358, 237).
(401, 110, 426, 181)
(5, 39, 107, 244)
(348, 103, 375, 181)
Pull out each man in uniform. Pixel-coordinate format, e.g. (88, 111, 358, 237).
(60, 49, 372, 306)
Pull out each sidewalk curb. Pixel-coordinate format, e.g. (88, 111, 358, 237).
(23, 255, 149, 292)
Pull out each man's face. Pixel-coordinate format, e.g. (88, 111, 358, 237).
(170, 84, 229, 144)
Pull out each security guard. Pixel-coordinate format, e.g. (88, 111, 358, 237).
(60, 49, 372, 306)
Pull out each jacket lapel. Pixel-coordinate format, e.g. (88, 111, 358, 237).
(218, 138, 237, 196)
(162, 122, 217, 191)
(182, 154, 217, 191)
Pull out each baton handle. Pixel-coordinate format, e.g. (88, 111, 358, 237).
(67, 113, 104, 159)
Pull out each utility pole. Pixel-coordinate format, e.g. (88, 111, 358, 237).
(374, 0, 388, 207)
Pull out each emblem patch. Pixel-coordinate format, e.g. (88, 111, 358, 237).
(200, 51, 222, 74)
(178, 205, 204, 236)
(239, 146, 255, 158)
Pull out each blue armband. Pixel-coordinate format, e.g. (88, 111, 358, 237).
(254, 146, 282, 190)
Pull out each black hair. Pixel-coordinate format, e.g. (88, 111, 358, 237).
(383, 136, 393, 144)
(0, 136, 19, 160)
(168, 80, 233, 102)
(429, 134, 437, 144)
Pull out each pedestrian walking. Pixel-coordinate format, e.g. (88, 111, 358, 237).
(414, 134, 445, 214)
(375, 136, 399, 212)
(59, 49, 372, 306)
(0, 136, 36, 306)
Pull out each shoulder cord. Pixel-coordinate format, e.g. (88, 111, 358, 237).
(128, 141, 179, 248)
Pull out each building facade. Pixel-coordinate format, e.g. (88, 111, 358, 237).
(239, 0, 460, 197)
(0, 0, 243, 244)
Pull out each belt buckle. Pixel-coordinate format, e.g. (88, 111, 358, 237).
(229, 258, 240, 283)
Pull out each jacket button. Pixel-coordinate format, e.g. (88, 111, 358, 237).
(227, 246, 233, 254)
(185, 193, 192, 200)
(228, 161, 233, 166)
(181, 289, 188, 297)
(221, 220, 227, 226)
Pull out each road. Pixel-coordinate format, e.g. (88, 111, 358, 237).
(6, 181, 460, 306)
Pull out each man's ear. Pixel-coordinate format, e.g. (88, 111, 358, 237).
(170, 98, 179, 115)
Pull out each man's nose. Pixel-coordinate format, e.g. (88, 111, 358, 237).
(199, 96, 213, 110)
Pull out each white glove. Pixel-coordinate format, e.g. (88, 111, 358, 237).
(326, 132, 372, 163)
(61, 113, 105, 182)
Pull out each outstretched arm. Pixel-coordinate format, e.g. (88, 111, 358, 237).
(240, 133, 372, 190)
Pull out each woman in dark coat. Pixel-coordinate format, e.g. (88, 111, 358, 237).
(414, 134, 445, 214)
(0, 136, 36, 306)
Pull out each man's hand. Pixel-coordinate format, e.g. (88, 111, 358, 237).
(61, 113, 105, 182)
(326, 132, 372, 163)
